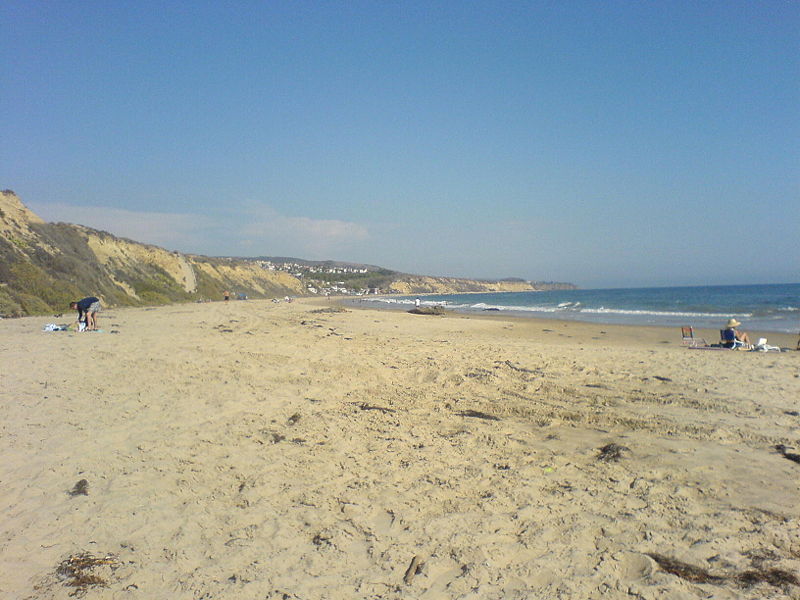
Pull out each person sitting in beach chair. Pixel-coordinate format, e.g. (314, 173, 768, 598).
(721, 318, 751, 349)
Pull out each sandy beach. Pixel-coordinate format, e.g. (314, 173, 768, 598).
(1, 299, 799, 599)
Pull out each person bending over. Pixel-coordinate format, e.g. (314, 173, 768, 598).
(722, 318, 750, 348)
(70, 296, 101, 331)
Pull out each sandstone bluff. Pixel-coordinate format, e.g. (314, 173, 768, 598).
(0, 190, 574, 316)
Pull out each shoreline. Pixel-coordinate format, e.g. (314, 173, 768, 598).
(341, 285, 800, 336)
(339, 297, 799, 350)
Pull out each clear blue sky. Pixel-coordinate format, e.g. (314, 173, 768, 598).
(2, 1, 798, 288)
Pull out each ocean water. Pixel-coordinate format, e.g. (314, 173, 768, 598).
(353, 283, 800, 333)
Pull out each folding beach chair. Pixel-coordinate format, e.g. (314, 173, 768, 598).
(681, 326, 706, 348)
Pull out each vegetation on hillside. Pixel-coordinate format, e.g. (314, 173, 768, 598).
(0, 192, 575, 317)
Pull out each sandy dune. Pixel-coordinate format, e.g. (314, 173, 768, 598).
(1, 299, 799, 599)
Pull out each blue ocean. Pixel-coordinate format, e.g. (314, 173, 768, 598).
(355, 284, 800, 333)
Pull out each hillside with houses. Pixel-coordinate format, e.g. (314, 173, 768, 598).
(0, 191, 575, 316)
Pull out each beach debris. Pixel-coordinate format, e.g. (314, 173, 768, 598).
(68, 479, 89, 497)
(646, 553, 723, 584)
(403, 555, 423, 584)
(300, 320, 324, 327)
(736, 568, 799, 587)
(358, 403, 396, 414)
(465, 368, 494, 380)
(653, 376, 672, 382)
(287, 413, 301, 426)
(495, 360, 536, 374)
(596, 443, 629, 462)
(774, 444, 800, 465)
(646, 552, 799, 588)
(785, 410, 800, 417)
(456, 409, 500, 421)
(408, 306, 445, 316)
(56, 552, 119, 596)
(259, 430, 285, 444)
(312, 533, 332, 548)
(310, 307, 348, 314)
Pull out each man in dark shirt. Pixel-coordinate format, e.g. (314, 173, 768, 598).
(70, 296, 101, 331)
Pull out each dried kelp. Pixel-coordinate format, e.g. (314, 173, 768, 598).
(457, 409, 500, 421)
(646, 553, 723, 583)
(647, 553, 799, 589)
(597, 443, 629, 462)
(359, 403, 396, 414)
(56, 552, 118, 596)
(736, 568, 799, 587)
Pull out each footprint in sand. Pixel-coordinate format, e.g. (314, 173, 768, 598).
(617, 552, 654, 581)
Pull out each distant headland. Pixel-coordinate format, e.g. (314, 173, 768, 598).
(0, 190, 575, 317)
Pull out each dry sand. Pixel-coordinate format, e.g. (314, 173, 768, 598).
(1, 299, 799, 599)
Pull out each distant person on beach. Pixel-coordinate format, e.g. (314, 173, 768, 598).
(721, 318, 750, 348)
(69, 297, 101, 331)
(223, 290, 230, 301)
(415, 298, 421, 308)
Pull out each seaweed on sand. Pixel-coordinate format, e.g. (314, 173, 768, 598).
(736, 568, 799, 587)
(646, 553, 724, 583)
(647, 553, 799, 589)
(359, 403, 396, 414)
(56, 552, 118, 596)
(457, 409, 501, 421)
(597, 443, 629, 462)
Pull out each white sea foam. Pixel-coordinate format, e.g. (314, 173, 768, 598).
(463, 303, 753, 318)
(353, 285, 799, 333)
(363, 297, 761, 319)
(577, 307, 752, 318)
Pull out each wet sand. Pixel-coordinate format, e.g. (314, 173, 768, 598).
(1, 299, 799, 599)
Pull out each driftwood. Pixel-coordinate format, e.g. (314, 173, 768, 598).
(403, 555, 423, 584)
